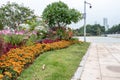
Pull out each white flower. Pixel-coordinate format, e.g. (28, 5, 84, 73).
(4, 26, 10, 30)
(35, 26, 45, 30)
(19, 23, 30, 30)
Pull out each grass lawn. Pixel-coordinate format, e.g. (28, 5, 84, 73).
(18, 42, 90, 80)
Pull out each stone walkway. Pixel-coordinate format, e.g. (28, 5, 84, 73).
(81, 43, 120, 80)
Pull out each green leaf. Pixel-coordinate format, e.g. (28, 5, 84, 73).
(42, 1, 82, 28)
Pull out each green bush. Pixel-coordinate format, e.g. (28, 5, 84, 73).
(25, 34, 37, 46)
(3, 34, 24, 46)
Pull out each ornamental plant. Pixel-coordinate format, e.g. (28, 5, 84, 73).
(42, 1, 82, 28)
(0, 2, 36, 29)
(3, 34, 24, 46)
(0, 30, 24, 54)
(0, 35, 4, 56)
(25, 34, 37, 46)
(46, 27, 73, 40)
(0, 40, 80, 79)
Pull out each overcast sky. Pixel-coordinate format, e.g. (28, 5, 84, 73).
(0, 0, 120, 29)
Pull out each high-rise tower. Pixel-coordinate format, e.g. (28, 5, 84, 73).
(103, 18, 109, 31)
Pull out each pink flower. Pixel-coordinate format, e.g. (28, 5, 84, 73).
(15, 31, 24, 35)
(0, 30, 12, 35)
(32, 31, 37, 35)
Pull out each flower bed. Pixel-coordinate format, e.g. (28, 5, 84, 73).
(0, 40, 79, 79)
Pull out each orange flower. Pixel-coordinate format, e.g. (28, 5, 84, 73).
(4, 71, 12, 78)
(13, 67, 22, 74)
(0, 74, 3, 79)
(0, 39, 79, 79)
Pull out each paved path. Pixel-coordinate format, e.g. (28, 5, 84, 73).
(77, 36, 120, 43)
(81, 43, 120, 80)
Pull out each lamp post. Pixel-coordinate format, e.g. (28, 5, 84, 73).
(84, 1, 92, 42)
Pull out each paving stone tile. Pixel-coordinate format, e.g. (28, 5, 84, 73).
(81, 70, 101, 80)
(99, 59, 119, 65)
(102, 77, 120, 80)
(112, 53, 120, 62)
(100, 64, 120, 77)
(75, 43, 120, 80)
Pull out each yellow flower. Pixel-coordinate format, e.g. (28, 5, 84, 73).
(13, 67, 22, 74)
(4, 71, 12, 78)
(0, 74, 3, 79)
(0, 39, 79, 79)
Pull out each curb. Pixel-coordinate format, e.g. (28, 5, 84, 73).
(71, 43, 92, 80)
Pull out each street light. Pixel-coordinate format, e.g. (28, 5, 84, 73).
(84, 0, 92, 42)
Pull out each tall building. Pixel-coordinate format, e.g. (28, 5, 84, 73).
(103, 18, 109, 31)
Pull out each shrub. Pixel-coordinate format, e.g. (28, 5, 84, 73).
(0, 35, 4, 56)
(0, 30, 24, 54)
(3, 34, 24, 46)
(0, 40, 79, 79)
(25, 34, 37, 46)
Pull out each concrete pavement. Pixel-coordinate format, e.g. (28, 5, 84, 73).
(81, 43, 120, 80)
(72, 43, 120, 80)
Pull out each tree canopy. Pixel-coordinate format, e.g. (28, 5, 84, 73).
(74, 24, 105, 36)
(0, 2, 36, 29)
(106, 24, 120, 34)
(42, 1, 82, 28)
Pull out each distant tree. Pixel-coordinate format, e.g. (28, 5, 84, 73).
(106, 24, 120, 34)
(92, 24, 105, 35)
(0, 2, 36, 29)
(73, 24, 105, 36)
(42, 1, 82, 28)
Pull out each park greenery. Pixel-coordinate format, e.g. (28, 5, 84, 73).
(0, 2, 36, 29)
(73, 23, 120, 36)
(42, 1, 82, 40)
(106, 24, 120, 34)
(18, 42, 90, 80)
(73, 24, 105, 36)
(42, 1, 82, 28)
(0, 1, 84, 80)
(1, 1, 120, 79)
